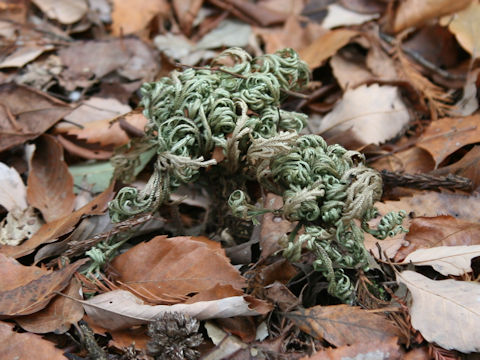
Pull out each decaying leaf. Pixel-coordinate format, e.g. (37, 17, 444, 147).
(27, 135, 75, 223)
(16, 277, 84, 333)
(416, 114, 480, 167)
(318, 84, 410, 146)
(322, 4, 379, 29)
(443, 0, 480, 58)
(397, 270, 480, 353)
(109, 235, 246, 304)
(0, 83, 72, 152)
(0, 206, 43, 246)
(391, 0, 471, 33)
(396, 216, 480, 260)
(82, 289, 270, 330)
(401, 245, 480, 275)
(0, 256, 86, 318)
(0, 183, 114, 258)
(288, 305, 402, 347)
(0, 321, 67, 360)
(31, 0, 87, 24)
(300, 336, 402, 360)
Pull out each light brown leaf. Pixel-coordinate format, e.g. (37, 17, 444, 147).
(443, 1, 480, 58)
(31, 0, 87, 24)
(0, 183, 114, 258)
(401, 245, 480, 275)
(109, 236, 246, 304)
(16, 277, 84, 333)
(111, 0, 169, 36)
(322, 4, 379, 29)
(391, 0, 471, 33)
(0, 83, 72, 152)
(300, 336, 402, 360)
(82, 289, 269, 330)
(318, 84, 410, 146)
(173, 0, 203, 36)
(288, 305, 402, 347)
(0, 321, 67, 360)
(0, 162, 27, 211)
(395, 216, 480, 261)
(27, 135, 75, 223)
(397, 270, 480, 353)
(416, 114, 480, 167)
(0, 257, 86, 318)
(0, 44, 54, 69)
(299, 29, 359, 69)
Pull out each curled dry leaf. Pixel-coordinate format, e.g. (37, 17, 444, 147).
(300, 336, 402, 360)
(318, 84, 411, 146)
(0, 183, 114, 258)
(82, 289, 269, 330)
(299, 29, 358, 69)
(0, 321, 67, 360)
(0, 255, 86, 318)
(31, 0, 88, 24)
(16, 277, 84, 333)
(416, 114, 480, 167)
(401, 245, 480, 276)
(0, 83, 72, 152)
(395, 216, 480, 261)
(391, 0, 471, 33)
(109, 235, 246, 304)
(397, 270, 480, 353)
(288, 305, 402, 347)
(322, 4, 379, 29)
(27, 135, 75, 223)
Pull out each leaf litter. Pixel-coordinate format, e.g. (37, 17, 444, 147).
(1, 0, 480, 358)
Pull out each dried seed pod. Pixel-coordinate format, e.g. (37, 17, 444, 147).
(146, 312, 203, 360)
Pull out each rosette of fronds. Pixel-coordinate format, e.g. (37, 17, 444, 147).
(229, 134, 407, 302)
(109, 47, 309, 222)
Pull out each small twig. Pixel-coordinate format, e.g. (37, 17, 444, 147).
(381, 170, 473, 191)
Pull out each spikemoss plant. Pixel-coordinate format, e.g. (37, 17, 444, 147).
(106, 47, 407, 302)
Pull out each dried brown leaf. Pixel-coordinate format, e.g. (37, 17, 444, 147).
(288, 305, 402, 347)
(0, 257, 86, 318)
(109, 236, 246, 304)
(395, 216, 480, 261)
(391, 0, 471, 33)
(301, 336, 402, 360)
(173, 0, 203, 36)
(416, 114, 480, 167)
(397, 270, 480, 353)
(0, 183, 114, 258)
(0, 83, 72, 152)
(16, 277, 84, 333)
(0, 321, 67, 360)
(27, 135, 75, 223)
(111, 0, 169, 36)
(31, 0, 87, 24)
(299, 29, 359, 69)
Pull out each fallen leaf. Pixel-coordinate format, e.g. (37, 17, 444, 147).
(397, 270, 480, 353)
(203, 321, 248, 360)
(330, 53, 374, 90)
(27, 135, 75, 223)
(391, 0, 471, 33)
(16, 277, 84, 333)
(31, 0, 87, 24)
(0, 183, 114, 258)
(109, 236, 246, 304)
(370, 147, 435, 174)
(401, 245, 480, 275)
(69, 161, 115, 194)
(195, 19, 251, 50)
(322, 4, 379, 29)
(82, 289, 269, 330)
(288, 305, 402, 347)
(318, 84, 411, 146)
(443, 1, 480, 58)
(0, 83, 72, 152)
(301, 336, 402, 360)
(172, 0, 203, 36)
(299, 29, 359, 69)
(396, 216, 480, 261)
(0, 162, 27, 211)
(416, 114, 480, 167)
(110, 0, 169, 36)
(0, 256, 86, 318)
(0, 206, 43, 246)
(108, 326, 150, 352)
(58, 39, 158, 91)
(0, 321, 67, 360)
(0, 44, 54, 69)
